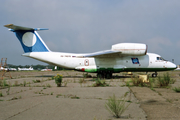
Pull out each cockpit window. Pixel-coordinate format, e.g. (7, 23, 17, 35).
(157, 57, 167, 61)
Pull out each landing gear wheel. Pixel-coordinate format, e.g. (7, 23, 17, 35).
(105, 72, 112, 79)
(97, 72, 112, 79)
(97, 72, 104, 79)
(152, 72, 157, 77)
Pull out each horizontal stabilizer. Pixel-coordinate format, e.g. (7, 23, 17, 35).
(4, 24, 48, 31)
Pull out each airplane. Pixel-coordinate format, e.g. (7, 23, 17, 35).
(0, 67, 17, 71)
(4, 24, 177, 78)
(18, 67, 33, 71)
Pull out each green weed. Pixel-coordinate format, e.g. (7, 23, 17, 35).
(105, 94, 130, 118)
(157, 73, 171, 87)
(166, 99, 172, 103)
(0, 91, 3, 97)
(12, 96, 17, 100)
(32, 80, 41, 83)
(14, 81, 18, 86)
(92, 80, 109, 87)
(79, 78, 85, 83)
(3, 79, 8, 87)
(6, 87, 10, 95)
(125, 81, 130, 87)
(46, 84, 51, 88)
(172, 87, 180, 93)
(79, 78, 85, 87)
(56, 94, 62, 98)
(149, 77, 155, 88)
(71, 95, 80, 99)
(0, 80, 2, 87)
(54, 74, 63, 87)
(63, 80, 68, 87)
(170, 79, 176, 84)
(83, 73, 92, 78)
(23, 81, 26, 87)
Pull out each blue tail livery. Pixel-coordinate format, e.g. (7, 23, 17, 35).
(4, 24, 50, 53)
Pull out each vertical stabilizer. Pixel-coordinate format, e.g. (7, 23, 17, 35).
(4, 24, 50, 53)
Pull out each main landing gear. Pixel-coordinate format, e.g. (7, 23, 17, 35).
(97, 71, 112, 79)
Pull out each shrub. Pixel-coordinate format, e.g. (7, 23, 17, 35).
(23, 81, 26, 87)
(79, 78, 85, 83)
(170, 79, 176, 84)
(7, 87, 10, 95)
(172, 87, 180, 93)
(64, 80, 68, 87)
(149, 77, 155, 88)
(0, 91, 3, 97)
(0, 80, 2, 87)
(92, 80, 109, 87)
(157, 73, 171, 87)
(79, 78, 85, 87)
(105, 94, 130, 118)
(54, 74, 63, 87)
(32, 80, 41, 83)
(3, 79, 9, 87)
(83, 73, 92, 78)
(71, 95, 80, 99)
(46, 84, 51, 88)
(125, 81, 130, 87)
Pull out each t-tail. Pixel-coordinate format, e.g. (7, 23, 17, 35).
(4, 24, 50, 53)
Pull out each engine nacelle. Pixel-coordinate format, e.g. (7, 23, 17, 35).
(111, 43, 147, 56)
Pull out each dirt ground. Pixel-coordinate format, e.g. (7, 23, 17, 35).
(0, 70, 180, 120)
(130, 71, 180, 120)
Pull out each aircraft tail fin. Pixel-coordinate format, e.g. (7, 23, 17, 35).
(4, 24, 50, 53)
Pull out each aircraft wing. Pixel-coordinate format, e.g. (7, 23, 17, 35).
(83, 50, 121, 57)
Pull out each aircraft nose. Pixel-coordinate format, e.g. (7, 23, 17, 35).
(171, 63, 177, 69)
(166, 62, 177, 70)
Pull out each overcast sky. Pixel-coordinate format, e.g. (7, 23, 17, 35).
(0, 0, 180, 65)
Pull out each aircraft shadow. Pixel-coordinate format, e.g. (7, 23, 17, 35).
(35, 75, 133, 79)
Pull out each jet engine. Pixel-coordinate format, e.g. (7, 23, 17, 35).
(111, 43, 147, 56)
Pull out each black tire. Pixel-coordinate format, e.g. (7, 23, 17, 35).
(152, 73, 157, 77)
(97, 73, 104, 79)
(105, 72, 112, 79)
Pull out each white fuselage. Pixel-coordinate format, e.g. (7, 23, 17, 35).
(22, 52, 176, 73)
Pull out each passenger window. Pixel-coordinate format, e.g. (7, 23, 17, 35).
(157, 57, 166, 61)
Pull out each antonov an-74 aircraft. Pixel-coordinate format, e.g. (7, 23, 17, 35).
(4, 24, 177, 78)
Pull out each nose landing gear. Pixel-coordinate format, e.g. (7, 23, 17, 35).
(152, 72, 158, 77)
